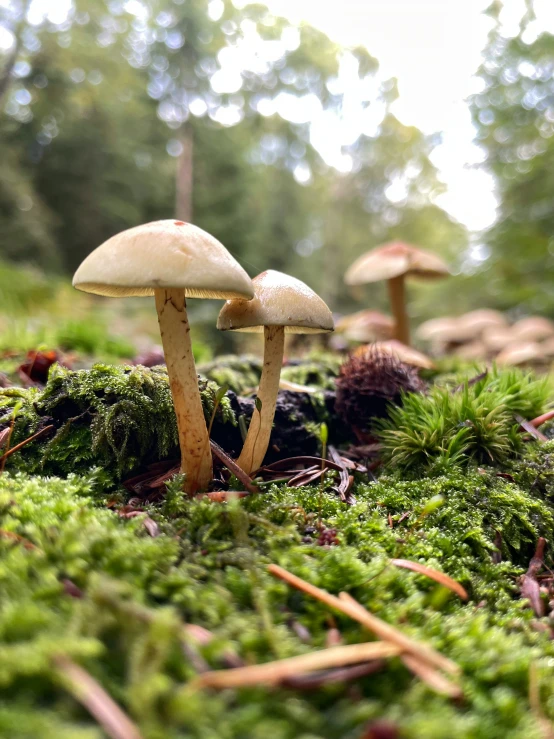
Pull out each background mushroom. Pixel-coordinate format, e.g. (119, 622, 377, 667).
(344, 241, 450, 346)
(73, 219, 254, 494)
(336, 309, 394, 343)
(217, 269, 334, 474)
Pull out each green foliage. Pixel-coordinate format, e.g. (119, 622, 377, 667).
(378, 367, 552, 474)
(0, 363, 236, 482)
(470, 2, 554, 314)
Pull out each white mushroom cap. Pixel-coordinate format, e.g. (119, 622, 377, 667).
(217, 269, 334, 334)
(415, 316, 460, 343)
(72, 220, 254, 300)
(511, 316, 554, 342)
(457, 309, 507, 338)
(482, 325, 515, 353)
(496, 341, 546, 367)
(336, 310, 394, 342)
(344, 241, 450, 285)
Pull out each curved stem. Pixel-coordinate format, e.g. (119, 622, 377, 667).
(387, 275, 410, 345)
(155, 288, 212, 494)
(237, 325, 285, 475)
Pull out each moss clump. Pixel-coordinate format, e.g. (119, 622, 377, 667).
(0, 363, 235, 484)
(198, 354, 263, 395)
(0, 464, 553, 738)
(280, 352, 343, 391)
(377, 367, 551, 475)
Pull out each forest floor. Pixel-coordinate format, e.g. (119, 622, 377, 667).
(1, 343, 554, 739)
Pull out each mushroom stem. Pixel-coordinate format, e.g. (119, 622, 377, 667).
(387, 275, 410, 345)
(155, 288, 212, 494)
(236, 325, 285, 475)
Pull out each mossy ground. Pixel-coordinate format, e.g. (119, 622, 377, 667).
(1, 360, 554, 737)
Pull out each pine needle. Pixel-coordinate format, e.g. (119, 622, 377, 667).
(53, 655, 143, 739)
(190, 641, 400, 689)
(268, 564, 459, 677)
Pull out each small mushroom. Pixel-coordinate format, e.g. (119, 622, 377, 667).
(511, 317, 554, 343)
(457, 309, 507, 337)
(73, 219, 254, 494)
(336, 310, 394, 343)
(217, 270, 334, 474)
(344, 241, 450, 346)
(482, 325, 515, 354)
(496, 341, 546, 367)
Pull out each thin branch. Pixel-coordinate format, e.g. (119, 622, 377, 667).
(53, 656, 143, 739)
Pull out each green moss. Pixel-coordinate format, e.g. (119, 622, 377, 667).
(377, 367, 551, 475)
(280, 352, 343, 391)
(0, 363, 235, 484)
(0, 453, 553, 737)
(198, 354, 262, 395)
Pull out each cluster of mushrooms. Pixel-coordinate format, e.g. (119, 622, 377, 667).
(339, 240, 554, 370)
(72, 220, 334, 494)
(417, 312, 554, 367)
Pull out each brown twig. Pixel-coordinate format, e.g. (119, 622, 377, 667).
(0, 424, 54, 466)
(390, 559, 468, 601)
(53, 655, 143, 739)
(530, 410, 554, 429)
(210, 441, 258, 493)
(189, 641, 400, 689)
(268, 564, 459, 677)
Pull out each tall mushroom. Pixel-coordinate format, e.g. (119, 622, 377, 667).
(217, 270, 334, 474)
(344, 241, 450, 346)
(72, 220, 254, 494)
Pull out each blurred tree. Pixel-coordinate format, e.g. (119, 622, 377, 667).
(0, 0, 466, 322)
(471, 0, 554, 315)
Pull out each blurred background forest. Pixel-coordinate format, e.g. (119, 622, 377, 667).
(0, 0, 553, 359)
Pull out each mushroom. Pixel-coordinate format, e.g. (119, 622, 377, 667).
(496, 341, 546, 367)
(457, 309, 507, 337)
(344, 241, 450, 346)
(217, 270, 334, 474)
(72, 219, 254, 494)
(336, 310, 394, 343)
(511, 317, 554, 343)
(482, 325, 515, 354)
(453, 340, 488, 361)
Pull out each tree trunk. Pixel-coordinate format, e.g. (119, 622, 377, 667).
(175, 123, 194, 222)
